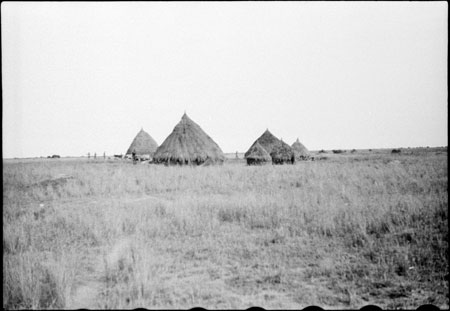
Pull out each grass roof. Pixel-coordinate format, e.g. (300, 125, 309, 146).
(245, 141, 272, 161)
(153, 113, 225, 165)
(126, 128, 158, 155)
(270, 141, 295, 161)
(292, 138, 309, 158)
(244, 129, 281, 158)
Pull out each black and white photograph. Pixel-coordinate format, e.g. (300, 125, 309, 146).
(2, 1, 448, 309)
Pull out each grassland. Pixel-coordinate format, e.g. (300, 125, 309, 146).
(3, 148, 448, 309)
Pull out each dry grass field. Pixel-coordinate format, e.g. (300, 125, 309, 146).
(3, 148, 448, 309)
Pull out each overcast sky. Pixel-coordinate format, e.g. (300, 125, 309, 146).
(2, 2, 447, 158)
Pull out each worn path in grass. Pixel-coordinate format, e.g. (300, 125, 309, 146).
(66, 195, 172, 309)
(67, 246, 105, 309)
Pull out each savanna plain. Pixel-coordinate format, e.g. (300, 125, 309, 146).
(3, 148, 448, 309)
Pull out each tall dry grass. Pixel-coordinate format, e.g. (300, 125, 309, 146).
(3, 151, 448, 309)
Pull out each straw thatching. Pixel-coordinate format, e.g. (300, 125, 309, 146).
(153, 113, 225, 165)
(292, 138, 310, 160)
(245, 141, 272, 165)
(244, 129, 281, 159)
(270, 140, 295, 164)
(125, 128, 158, 159)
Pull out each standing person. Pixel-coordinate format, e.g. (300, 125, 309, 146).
(88, 152, 90, 159)
(132, 149, 137, 165)
(103, 152, 106, 160)
(94, 152, 96, 160)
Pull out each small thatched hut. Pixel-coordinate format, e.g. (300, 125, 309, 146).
(244, 129, 281, 159)
(125, 128, 158, 160)
(153, 113, 225, 165)
(292, 138, 310, 161)
(270, 140, 295, 164)
(245, 141, 271, 165)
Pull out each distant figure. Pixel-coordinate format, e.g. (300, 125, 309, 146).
(94, 152, 97, 159)
(88, 152, 90, 159)
(103, 152, 106, 160)
(132, 149, 137, 164)
(235, 151, 238, 159)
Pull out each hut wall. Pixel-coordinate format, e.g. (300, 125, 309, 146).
(246, 158, 269, 165)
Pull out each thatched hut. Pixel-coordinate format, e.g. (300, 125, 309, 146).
(270, 140, 295, 164)
(153, 113, 225, 165)
(244, 129, 281, 159)
(292, 138, 310, 161)
(125, 128, 158, 160)
(245, 141, 271, 165)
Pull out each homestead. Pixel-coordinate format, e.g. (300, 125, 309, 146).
(3, 2, 446, 309)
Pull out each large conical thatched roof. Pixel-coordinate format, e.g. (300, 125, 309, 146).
(126, 128, 158, 155)
(245, 141, 271, 162)
(270, 140, 295, 164)
(153, 113, 225, 165)
(292, 138, 309, 159)
(244, 129, 281, 158)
